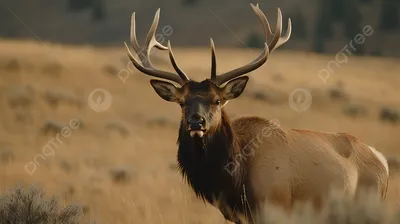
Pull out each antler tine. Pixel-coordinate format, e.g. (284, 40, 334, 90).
(144, 9, 169, 53)
(125, 8, 189, 85)
(168, 40, 190, 82)
(130, 12, 141, 53)
(253, 3, 273, 41)
(250, 5, 291, 52)
(213, 3, 292, 86)
(210, 38, 217, 82)
(274, 17, 292, 50)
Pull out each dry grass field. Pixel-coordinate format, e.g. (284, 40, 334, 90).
(0, 39, 399, 223)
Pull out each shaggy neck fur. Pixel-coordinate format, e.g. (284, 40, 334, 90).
(177, 110, 254, 217)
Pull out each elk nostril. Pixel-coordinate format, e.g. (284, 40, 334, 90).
(188, 116, 205, 126)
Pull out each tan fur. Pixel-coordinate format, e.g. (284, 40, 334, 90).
(231, 116, 389, 219)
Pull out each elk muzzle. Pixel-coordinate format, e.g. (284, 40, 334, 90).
(187, 114, 206, 137)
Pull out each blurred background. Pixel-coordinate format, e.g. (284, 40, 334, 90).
(1, 0, 400, 55)
(0, 0, 399, 223)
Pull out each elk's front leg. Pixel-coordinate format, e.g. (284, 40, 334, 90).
(213, 194, 244, 223)
(216, 203, 237, 223)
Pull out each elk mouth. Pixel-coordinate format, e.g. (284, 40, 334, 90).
(188, 128, 207, 138)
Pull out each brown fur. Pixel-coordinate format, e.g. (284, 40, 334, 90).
(150, 79, 389, 224)
(231, 117, 389, 222)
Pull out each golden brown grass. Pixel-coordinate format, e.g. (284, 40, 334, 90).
(0, 39, 399, 223)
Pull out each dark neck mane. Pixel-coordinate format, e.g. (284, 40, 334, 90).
(177, 110, 253, 214)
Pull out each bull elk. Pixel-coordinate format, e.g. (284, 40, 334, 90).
(124, 4, 390, 223)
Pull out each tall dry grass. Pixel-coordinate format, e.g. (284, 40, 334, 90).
(259, 188, 399, 224)
(1, 185, 399, 224)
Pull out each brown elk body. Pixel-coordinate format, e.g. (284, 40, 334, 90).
(125, 4, 390, 224)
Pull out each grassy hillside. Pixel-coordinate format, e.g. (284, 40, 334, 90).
(0, 39, 399, 223)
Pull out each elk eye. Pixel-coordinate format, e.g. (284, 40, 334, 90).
(215, 100, 221, 105)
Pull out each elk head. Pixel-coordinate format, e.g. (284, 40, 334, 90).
(125, 3, 291, 138)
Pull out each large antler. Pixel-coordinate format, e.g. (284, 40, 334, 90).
(124, 9, 190, 85)
(211, 3, 292, 86)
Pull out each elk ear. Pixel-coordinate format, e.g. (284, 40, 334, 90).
(150, 79, 181, 102)
(221, 76, 249, 100)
